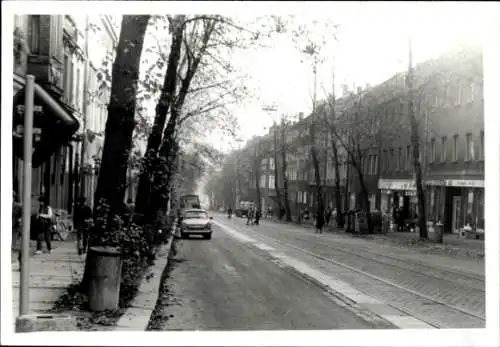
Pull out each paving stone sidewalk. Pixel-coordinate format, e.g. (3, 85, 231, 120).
(11, 235, 85, 331)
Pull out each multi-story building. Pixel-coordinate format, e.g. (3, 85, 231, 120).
(244, 42, 484, 235)
(378, 43, 484, 234)
(12, 15, 117, 213)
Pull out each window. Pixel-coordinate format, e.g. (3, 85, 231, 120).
(373, 154, 378, 175)
(441, 137, 447, 162)
(406, 145, 412, 169)
(390, 149, 395, 172)
(455, 83, 462, 106)
(381, 150, 386, 173)
(465, 133, 473, 161)
(452, 135, 459, 161)
(430, 139, 436, 163)
(63, 54, 71, 103)
(75, 67, 81, 110)
(268, 175, 275, 189)
(397, 147, 402, 171)
(29, 15, 40, 54)
(270, 157, 275, 170)
(479, 131, 484, 160)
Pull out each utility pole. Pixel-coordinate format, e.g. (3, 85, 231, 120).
(19, 75, 35, 318)
(80, 15, 90, 199)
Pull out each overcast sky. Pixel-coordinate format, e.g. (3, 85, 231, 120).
(227, 2, 485, 152)
(18, 2, 486, 154)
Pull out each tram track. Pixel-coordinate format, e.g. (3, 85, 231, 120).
(214, 218, 485, 328)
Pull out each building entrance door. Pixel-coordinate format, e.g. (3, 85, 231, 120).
(452, 196, 462, 234)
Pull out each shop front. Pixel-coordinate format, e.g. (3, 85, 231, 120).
(12, 76, 79, 212)
(378, 179, 418, 219)
(442, 179, 484, 234)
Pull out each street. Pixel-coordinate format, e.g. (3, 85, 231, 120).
(150, 215, 485, 331)
(149, 221, 395, 330)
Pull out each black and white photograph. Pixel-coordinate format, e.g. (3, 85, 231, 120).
(2, 1, 499, 346)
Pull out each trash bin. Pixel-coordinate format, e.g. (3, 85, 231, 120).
(428, 222, 443, 243)
(87, 246, 122, 311)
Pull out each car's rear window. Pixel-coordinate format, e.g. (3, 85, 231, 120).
(185, 211, 208, 219)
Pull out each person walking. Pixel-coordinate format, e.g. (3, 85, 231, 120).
(325, 207, 332, 226)
(315, 211, 325, 234)
(246, 207, 254, 225)
(12, 192, 22, 247)
(254, 208, 261, 226)
(35, 197, 53, 254)
(74, 197, 92, 255)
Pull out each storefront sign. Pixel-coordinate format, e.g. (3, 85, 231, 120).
(425, 180, 443, 186)
(444, 179, 484, 188)
(378, 179, 416, 191)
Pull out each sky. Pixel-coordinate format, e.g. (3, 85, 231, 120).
(227, 2, 486, 152)
(58, 3, 487, 154)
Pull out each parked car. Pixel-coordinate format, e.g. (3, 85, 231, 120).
(180, 209, 213, 240)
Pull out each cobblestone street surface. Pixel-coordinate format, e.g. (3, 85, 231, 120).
(213, 215, 485, 329)
(149, 224, 395, 331)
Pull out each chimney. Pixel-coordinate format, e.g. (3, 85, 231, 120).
(298, 112, 304, 121)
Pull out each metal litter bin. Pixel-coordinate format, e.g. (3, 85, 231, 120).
(87, 246, 122, 311)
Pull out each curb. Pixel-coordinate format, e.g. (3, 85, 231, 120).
(114, 219, 177, 331)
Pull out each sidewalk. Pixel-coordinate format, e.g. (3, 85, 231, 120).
(11, 235, 85, 329)
(262, 215, 484, 259)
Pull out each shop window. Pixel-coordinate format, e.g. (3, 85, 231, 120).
(452, 134, 459, 162)
(441, 136, 447, 162)
(29, 15, 40, 54)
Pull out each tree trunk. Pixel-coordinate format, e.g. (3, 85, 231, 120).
(273, 127, 282, 219)
(135, 15, 185, 223)
(311, 145, 324, 228)
(149, 18, 216, 221)
(331, 137, 344, 227)
(82, 15, 150, 290)
(281, 126, 292, 222)
(407, 38, 428, 240)
(356, 166, 373, 234)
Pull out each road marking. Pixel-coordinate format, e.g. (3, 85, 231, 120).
(213, 218, 435, 329)
(213, 220, 257, 244)
(254, 243, 275, 251)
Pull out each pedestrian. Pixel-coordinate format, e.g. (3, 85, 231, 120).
(325, 207, 332, 226)
(332, 208, 338, 227)
(246, 207, 254, 225)
(13, 192, 23, 264)
(254, 208, 261, 226)
(315, 212, 325, 234)
(12, 192, 22, 247)
(35, 197, 53, 255)
(396, 207, 404, 232)
(74, 197, 92, 255)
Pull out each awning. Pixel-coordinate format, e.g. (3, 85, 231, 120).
(13, 81, 79, 167)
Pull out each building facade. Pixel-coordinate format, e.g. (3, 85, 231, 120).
(243, 43, 484, 235)
(12, 15, 117, 214)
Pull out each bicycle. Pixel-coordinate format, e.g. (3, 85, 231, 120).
(51, 210, 72, 241)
